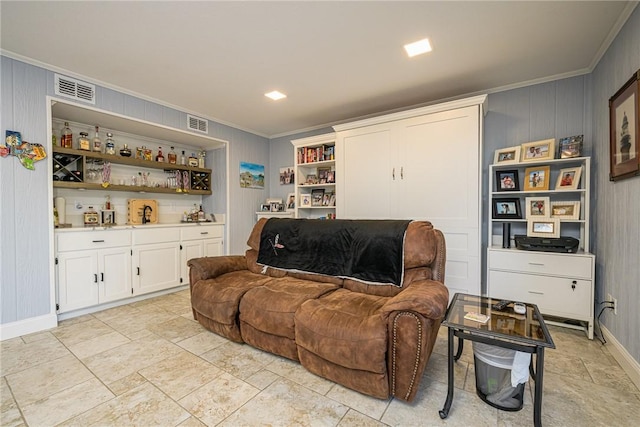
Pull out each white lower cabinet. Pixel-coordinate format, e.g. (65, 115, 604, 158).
(55, 224, 224, 315)
(487, 248, 595, 339)
(56, 230, 132, 313)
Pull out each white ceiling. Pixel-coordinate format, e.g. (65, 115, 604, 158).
(1, 1, 636, 138)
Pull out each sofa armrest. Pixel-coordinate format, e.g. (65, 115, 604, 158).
(380, 280, 449, 320)
(188, 256, 247, 287)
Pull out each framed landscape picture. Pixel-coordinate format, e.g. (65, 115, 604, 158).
(550, 201, 580, 219)
(523, 165, 551, 191)
(525, 196, 550, 218)
(609, 70, 640, 181)
(495, 170, 520, 191)
(494, 146, 521, 165)
(521, 138, 555, 162)
(492, 198, 522, 219)
(527, 218, 560, 238)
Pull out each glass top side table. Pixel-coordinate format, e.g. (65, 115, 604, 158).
(439, 293, 555, 427)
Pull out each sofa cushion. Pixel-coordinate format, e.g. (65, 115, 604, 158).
(294, 288, 389, 374)
(240, 278, 338, 340)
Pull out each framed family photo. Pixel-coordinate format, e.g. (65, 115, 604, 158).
(521, 139, 555, 162)
(494, 146, 521, 165)
(609, 70, 640, 181)
(286, 193, 296, 211)
(492, 198, 522, 219)
(555, 166, 582, 190)
(495, 170, 520, 191)
(525, 196, 550, 218)
(300, 194, 312, 207)
(557, 135, 584, 159)
(523, 166, 551, 191)
(550, 201, 581, 219)
(527, 218, 560, 238)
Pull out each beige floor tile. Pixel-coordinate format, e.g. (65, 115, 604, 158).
(99, 306, 179, 337)
(57, 313, 95, 327)
(266, 357, 336, 395)
(201, 340, 279, 380)
(544, 350, 592, 382)
(244, 368, 281, 390)
(177, 415, 208, 427)
(0, 335, 70, 376)
(106, 372, 148, 396)
(218, 378, 349, 427)
(583, 358, 640, 394)
(139, 351, 222, 400)
(19, 330, 56, 344)
(59, 381, 190, 426)
(6, 354, 94, 407)
(424, 351, 469, 390)
(148, 316, 205, 342)
(338, 409, 387, 426)
(176, 330, 229, 355)
(326, 384, 390, 420)
(149, 293, 194, 315)
(178, 372, 260, 426)
(82, 335, 183, 383)
(68, 330, 131, 360)
(21, 378, 114, 426)
(52, 316, 115, 347)
(91, 303, 140, 322)
(1, 378, 25, 427)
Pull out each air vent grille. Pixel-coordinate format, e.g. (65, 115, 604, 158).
(187, 114, 208, 134)
(55, 74, 96, 104)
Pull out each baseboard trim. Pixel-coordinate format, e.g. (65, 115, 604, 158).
(0, 312, 58, 341)
(601, 325, 640, 391)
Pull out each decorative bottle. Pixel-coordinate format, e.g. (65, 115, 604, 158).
(61, 122, 73, 148)
(198, 150, 205, 168)
(180, 150, 186, 165)
(92, 126, 102, 152)
(156, 147, 165, 162)
(105, 132, 115, 155)
(168, 146, 177, 164)
(78, 132, 90, 151)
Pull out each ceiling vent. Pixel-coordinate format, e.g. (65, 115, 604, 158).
(187, 114, 208, 134)
(55, 74, 96, 104)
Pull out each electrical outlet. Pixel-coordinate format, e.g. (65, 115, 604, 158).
(607, 293, 618, 315)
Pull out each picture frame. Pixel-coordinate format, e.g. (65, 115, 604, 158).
(609, 70, 640, 181)
(266, 198, 282, 204)
(300, 194, 311, 207)
(317, 167, 331, 184)
(557, 135, 584, 159)
(329, 192, 336, 206)
(492, 198, 522, 219)
(286, 193, 296, 211)
(527, 218, 560, 238)
(520, 138, 555, 162)
(326, 170, 335, 183)
(321, 192, 332, 206)
(495, 169, 520, 192)
(550, 201, 581, 220)
(493, 146, 521, 165)
(100, 210, 116, 226)
(525, 197, 550, 218)
(523, 165, 551, 191)
(260, 204, 271, 212)
(311, 189, 325, 206)
(270, 202, 284, 212)
(305, 174, 318, 185)
(279, 167, 294, 185)
(555, 166, 582, 190)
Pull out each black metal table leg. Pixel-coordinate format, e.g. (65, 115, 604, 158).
(454, 334, 464, 361)
(439, 327, 455, 419)
(533, 346, 545, 427)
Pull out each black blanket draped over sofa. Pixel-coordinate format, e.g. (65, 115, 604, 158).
(257, 218, 411, 286)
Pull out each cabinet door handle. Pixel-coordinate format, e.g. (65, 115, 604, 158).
(401, 167, 404, 180)
(137, 267, 140, 276)
(94, 274, 98, 283)
(200, 232, 208, 235)
(528, 262, 545, 266)
(528, 290, 544, 295)
(101, 273, 104, 282)
(92, 240, 105, 243)
(392, 168, 395, 180)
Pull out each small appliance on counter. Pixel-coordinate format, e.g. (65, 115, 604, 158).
(127, 199, 158, 224)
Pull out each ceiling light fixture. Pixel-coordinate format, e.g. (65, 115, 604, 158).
(404, 38, 432, 57)
(265, 90, 287, 101)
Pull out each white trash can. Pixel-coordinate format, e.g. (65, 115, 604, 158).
(472, 342, 531, 411)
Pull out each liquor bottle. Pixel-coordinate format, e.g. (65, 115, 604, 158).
(168, 146, 177, 164)
(78, 132, 90, 151)
(198, 150, 205, 168)
(156, 147, 165, 162)
(92, 126, 102, 152)
(61, 122, 73, 148)
(188, 153, 198, 167)
(105, 133, 115, 155)
(198, 205, 205, 221)
(180, 150, 186, 165)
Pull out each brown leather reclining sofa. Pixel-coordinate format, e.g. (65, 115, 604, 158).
(188, 218, 449, 402)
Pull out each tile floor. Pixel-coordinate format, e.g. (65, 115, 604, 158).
(2, 289, 639, 426)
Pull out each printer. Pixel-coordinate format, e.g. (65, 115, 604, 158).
(514, 235, 580, 253)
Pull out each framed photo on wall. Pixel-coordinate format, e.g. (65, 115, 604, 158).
(493, 146, 521, 165)
(521, 139, 555, 162)
(523, 165, 551, 191)
(495, 170, 520, 191)
(527, 218, 560, 238)
(492, 198, 522, 219)
(555, 166, 582, 190)
(609, 69, 640, 181)
(525, 196, 550, 218)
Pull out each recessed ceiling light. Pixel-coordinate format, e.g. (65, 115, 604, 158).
(265, 90, 287, 101)
(404, 38, 432, 57)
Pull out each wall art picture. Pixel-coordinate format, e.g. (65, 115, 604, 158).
(280, 166, 294, 185)
(240, 162, 265, 189)
(609, 69, 640, 181)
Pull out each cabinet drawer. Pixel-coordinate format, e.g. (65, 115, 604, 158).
(488, 270, 592, 320)
(488, 249, 593, 279)
(133, 227, 180, 245)
(180, 225, 223, 241)
(57, 230, 131, 252)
